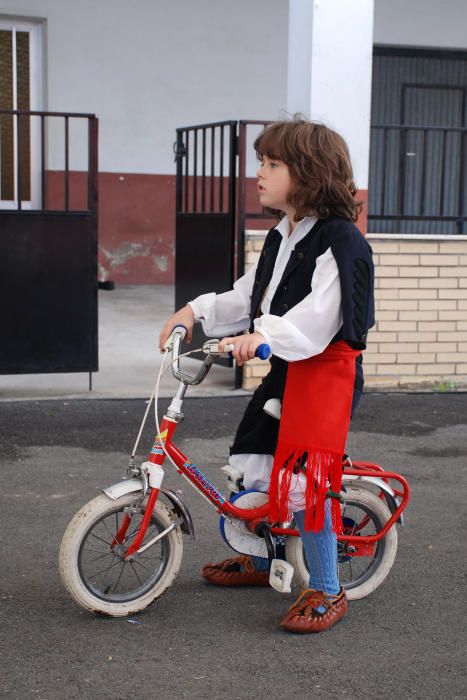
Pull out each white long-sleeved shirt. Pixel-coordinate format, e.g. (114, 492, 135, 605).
(188, 216, 343, 362)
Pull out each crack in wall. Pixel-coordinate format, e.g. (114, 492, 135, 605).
(102, 243, 151, 270)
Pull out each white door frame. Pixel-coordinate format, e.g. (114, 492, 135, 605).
(0, 18, 44, 209)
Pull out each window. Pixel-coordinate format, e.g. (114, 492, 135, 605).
(0, 19, 42, 208)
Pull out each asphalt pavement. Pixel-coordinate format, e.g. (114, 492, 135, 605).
(1, 392, 466, 699)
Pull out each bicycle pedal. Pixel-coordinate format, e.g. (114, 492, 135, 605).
(269, 559, 294, 593)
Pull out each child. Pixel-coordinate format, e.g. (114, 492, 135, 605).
(159, 118, 374, 633)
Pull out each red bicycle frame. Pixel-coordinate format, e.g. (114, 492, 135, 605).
(120, 411, 410, 559)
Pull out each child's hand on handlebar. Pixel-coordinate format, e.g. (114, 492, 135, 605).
(159, 305, 195, 352)
(219, 332, 266, 367)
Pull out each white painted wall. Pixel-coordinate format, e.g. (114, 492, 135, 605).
(287, 0, 374, 189)
(374, 0, 467, 49)
(0, 0, 288, 173)
(0, 0, 465, 176)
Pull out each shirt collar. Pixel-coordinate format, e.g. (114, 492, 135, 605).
(274, 215, 318, 240)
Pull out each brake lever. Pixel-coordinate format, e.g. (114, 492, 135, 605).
(202, 339, 234, 356)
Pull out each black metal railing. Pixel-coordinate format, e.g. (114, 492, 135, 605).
(0, 109, 98, 214)
(368, 123, 466, 234)
(237, 120, 274, 275)
(174, 120, 237, 216)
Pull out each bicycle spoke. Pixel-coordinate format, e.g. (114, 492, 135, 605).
(131, 557, 153, 573)
(351, 557, 369, 575)
(89, 555, 122, 580)
(101, 518, 117, 541)
(111, 561, 126, 593)
(130, 562, 144, 586)
(81, 545, 110, 554)
(88, 531, 112, 546)
(85, 551, 114, 565)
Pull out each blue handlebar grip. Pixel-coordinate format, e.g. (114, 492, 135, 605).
(255, 343, 271, 360)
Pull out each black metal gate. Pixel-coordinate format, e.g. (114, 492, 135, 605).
(0, 110, 98, 386)
(174, 120, 273, 382)
(174, 120, 237, 365)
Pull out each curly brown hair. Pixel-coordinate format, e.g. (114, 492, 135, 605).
(253, 118, 362, 223)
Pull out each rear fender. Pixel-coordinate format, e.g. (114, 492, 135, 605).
(342, 475, 404, 525)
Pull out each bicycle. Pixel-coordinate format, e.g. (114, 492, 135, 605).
(59, 326, 410, 617)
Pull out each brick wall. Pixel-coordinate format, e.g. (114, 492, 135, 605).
(242, 230, 467, 391)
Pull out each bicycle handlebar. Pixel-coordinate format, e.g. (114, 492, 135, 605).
(168, 326, 271, 386)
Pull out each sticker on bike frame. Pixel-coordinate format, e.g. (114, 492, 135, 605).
(156, 429, 168, 441)
(151, 445, 165, 456)
(183, 461, 225, 504)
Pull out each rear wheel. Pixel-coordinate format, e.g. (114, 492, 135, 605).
(59, 493, 183, 616)
(286, 486, 398, 600)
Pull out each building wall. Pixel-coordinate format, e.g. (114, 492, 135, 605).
(0, 0, 288, 173)
(1, 0, 466, 283)
(373, 0, 467, 49)
(0, 0, 288, 283)
(242, 230, 467, 390)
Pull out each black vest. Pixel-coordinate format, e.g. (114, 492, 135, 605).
(249, 217, 375, 352)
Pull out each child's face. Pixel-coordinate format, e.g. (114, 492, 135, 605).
(256, 155, 292, 212)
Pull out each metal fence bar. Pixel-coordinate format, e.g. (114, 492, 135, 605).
(175, 129, 183, 213)
(380, 127, 388, 216)
(87, 116, 98, 215)
(184, 130, 189, 213)
(397, 127, 406, 217)
(420, 129, 427, 216)
(0, 109, 97, 214)
(40, 115, 46, 209)
(369, 123, 467, 232)
(210, 126, 215, 212)
(236, 119, 275, 227)
(193, 129, 198, 213)
(0, 109, 95, 118)
(64, 116, 70, 211)
(439, 128, 448, 216)
(458, 130, 465, 221)
(367, 214, 466, 221)
(237, 121, 247, 280)
(372, 123, 466, 133)
(16, 113, 22, 210)
(201, 128, 206, 212)
(219, 125, 224, 212)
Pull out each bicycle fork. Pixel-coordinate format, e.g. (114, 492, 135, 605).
(120, 419, 178, 558)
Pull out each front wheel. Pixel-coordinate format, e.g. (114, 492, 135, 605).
(286, 486, 398, 600)
(59, 492, 183, 616)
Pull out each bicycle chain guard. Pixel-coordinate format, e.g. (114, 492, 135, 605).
(219, 490, 270, 558)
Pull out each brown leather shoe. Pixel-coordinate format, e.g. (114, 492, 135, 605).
(281, 588, 348, 633)
(201, 555, 270, 587)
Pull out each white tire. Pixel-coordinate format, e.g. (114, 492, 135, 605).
(59, 493, 183, 617)
(286, 486, 398, 601)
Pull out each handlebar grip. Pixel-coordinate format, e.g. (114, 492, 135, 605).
(225, 343, 270, 359)
(256, 343, 271, 360)
(162, 324, 188, 352)
(203, 341, 270, 359)
(171, 324, 188, 339)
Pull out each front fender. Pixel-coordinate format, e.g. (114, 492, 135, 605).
(103, 478, 142, 500)
(102, 479, 195, 538)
